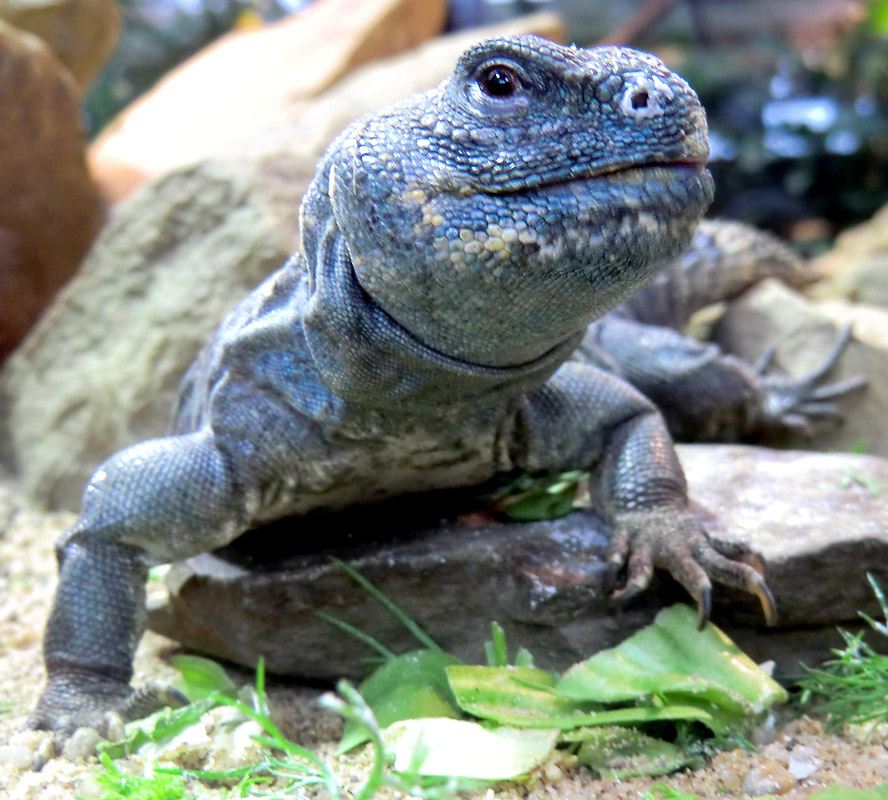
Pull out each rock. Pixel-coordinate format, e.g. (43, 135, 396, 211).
(0, 0, 120, 90)
(811, 202, 888, 310)
(742, 740, 822, 796)
(0, 744, 34, 770)
(147, 444, 888, 681)
(0, 20, 104, 364)
(716, 278, 888, 457)
(741, 757, 798, 796)
(87, 0, 447, 202)
(0, 153, 311, 510)
(242, 11, 566, 170)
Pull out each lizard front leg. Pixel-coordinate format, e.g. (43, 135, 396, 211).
(30, 428, 249, 737)
(512, 361, 776, 627)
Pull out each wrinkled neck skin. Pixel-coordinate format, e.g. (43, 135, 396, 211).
(299, 170, 583, 410)
(316, 138, 709, 369)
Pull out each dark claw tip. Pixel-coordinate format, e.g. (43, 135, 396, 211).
(696, 586, 712, 630)
(612, 581, 643, 603)
(755, 581, 778, 627)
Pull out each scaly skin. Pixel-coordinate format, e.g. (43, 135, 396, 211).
(34, 35, 781, 737)
(579, 219, 864, 441)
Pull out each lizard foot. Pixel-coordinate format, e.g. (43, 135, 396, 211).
(29, 671, 187, 745)
(607, 507, 777, 628)
(755, 324, 866, 437)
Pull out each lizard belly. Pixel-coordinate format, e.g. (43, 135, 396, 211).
(247, 417, 506, 523)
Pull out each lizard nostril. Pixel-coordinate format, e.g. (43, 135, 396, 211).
(631, 90, 650, 109)
(618, 75, 672, 120)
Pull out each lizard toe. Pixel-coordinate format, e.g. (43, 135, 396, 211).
(612, 508, 777, 627)
(695, 542, 778, 626)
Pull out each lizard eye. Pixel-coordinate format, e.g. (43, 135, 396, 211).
(478, 64, 520, 98)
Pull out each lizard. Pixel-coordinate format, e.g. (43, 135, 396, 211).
(30, 34, 855, 738)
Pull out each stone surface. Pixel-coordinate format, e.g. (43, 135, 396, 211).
(87, 0, 447, 202)
(0, 153, 312, 510)
(0, 0, 120, 90)
(232, 11, 566, 171)
(147, 445, 888, 680)
(0, 19, 104, 364)
(812, 201, 888, 310)
(716, 278, 888, 456)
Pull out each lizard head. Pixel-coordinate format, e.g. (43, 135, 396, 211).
(317, 35, 714, 367)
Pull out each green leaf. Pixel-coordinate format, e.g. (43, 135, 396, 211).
(91, 751, 186, 799)
(515, 647, 535, 668)
(383, 718, 559, 779)
(170, 655, 237, 702)
(488, 471, 589, 521)
(840, 469, 884, 496)
(639, 783, 701, 800)
(575, 726, 704, 779)
(448, 665, 572, 719)
(865, 0, 888, 34)
(487, 622, 509, 667)
(557, 605, 787, 726)
(97, 697, 222, 759)
(808, 785, 888, 800)
(338, 650, 463, 754)
(446, 665, 713, 730)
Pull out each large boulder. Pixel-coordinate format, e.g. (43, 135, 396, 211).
(147, 445, 888, 680)
(0, 153, 311, 509)
(241, 11, 565, 170)
(87, 0, 449, 202)
(812, 201, 888, 310)
(0, 0, 119, 90)
(0, 19, 104, 364)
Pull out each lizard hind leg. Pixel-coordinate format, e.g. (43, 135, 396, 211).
(31, 428, 248, 737)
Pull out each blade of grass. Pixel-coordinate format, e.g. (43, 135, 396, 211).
(330, 557, 440, 651)
(317, 611, 397, 660)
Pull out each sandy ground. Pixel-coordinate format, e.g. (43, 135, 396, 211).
(2, 481, 888, 799)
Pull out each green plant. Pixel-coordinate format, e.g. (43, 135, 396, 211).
(800, 574, 888, 732)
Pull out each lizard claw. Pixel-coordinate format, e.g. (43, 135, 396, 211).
(119, 682, 188, 722)
(756, 324, 866, 437)
(30, 672, 187, 748)
(609, 508, 777, 628)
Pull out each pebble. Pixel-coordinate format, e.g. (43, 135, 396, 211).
(742, 757, 798, 796)
(61, 727, 102, 761)
(0, 744, 36, 770)
(788, 745, 822, 781)
(33, 736, 57, 772)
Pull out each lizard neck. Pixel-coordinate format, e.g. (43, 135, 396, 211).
(300, 233, 581, 411)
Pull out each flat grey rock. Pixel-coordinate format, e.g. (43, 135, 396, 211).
(148, 444, 888, 679)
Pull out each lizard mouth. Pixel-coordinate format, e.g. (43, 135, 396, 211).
(481, 158, 710, 197)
